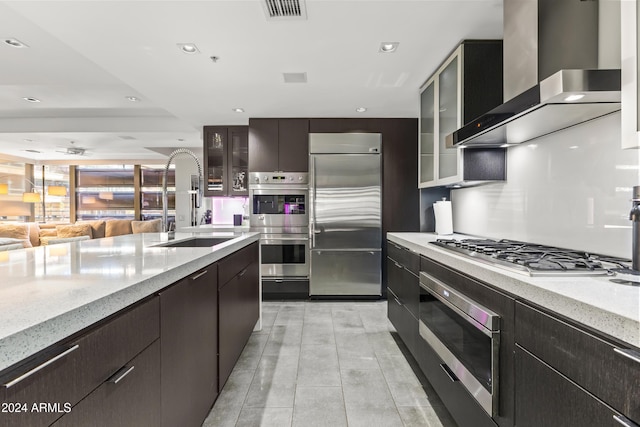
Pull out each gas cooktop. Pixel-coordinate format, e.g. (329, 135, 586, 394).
(431, 238, 631, 276)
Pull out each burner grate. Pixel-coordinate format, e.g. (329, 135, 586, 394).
(431, 238, 631, 276)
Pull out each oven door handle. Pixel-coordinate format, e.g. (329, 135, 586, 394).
(419, 272, 500, 333)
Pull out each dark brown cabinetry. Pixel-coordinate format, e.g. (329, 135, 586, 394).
(248, 118, 309, 172)
(515, 301, 640, 426)
(218, 242, 260, 390)
(386, 241, 420, 356)
(160, 265, 218, 427)
(52, 340, 161, 427)
(203, 126, 248, 197)
(0, 297, 160, 427)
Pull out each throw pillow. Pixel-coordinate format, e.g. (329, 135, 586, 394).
(131, 219, 162, 234)
(105, 219, 133, 237)
(0, 223, 32, 248)
(56, 224, 93, 238)
(75, 220, 106, 239)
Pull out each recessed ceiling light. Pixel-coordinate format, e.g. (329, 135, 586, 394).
(355, 107, 367, 113)
(177, 43, 199, 54)
(564, 94, 585, 102)
(23, 97, 40, 103)
(233, 108, 245, 113)
(177, 138, 185, 142)
(4, 38, 28, 48)
(24, 149, 41, 154)
(569, 145, 579, 149)
(125, 96, 140, 102)
(379, 42, 399, 53)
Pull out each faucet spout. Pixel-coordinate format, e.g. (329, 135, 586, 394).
(162, 149, 204, 233)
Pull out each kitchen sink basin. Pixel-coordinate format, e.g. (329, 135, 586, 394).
(159, 237, 234, 248)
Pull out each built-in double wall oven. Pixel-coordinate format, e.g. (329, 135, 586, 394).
(249, 172, 309, 298)
(419, 269, 501, 417)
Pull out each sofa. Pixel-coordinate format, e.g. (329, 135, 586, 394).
(0, 218, 162, 249)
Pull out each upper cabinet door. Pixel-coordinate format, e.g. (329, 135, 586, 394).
(622, 0, 640, 149)
(248, 119, 279, 172)
(278, 119, 309, 172)
(204, 127, 228, 196)
(248, 118, 310, 172)
(419, 80, 436, 187)
(437, 53, 461, 184)
(228, 127, 248, 196)
(203, 126, 248, 197)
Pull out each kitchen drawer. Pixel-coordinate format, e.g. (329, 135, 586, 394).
(416, 329, 496, 427)
(515, 345, 628, 427)
(0, 296, 160, 427)
(387, 240, 420, 275)
(386, 257, 419, 319)
(219, 241, 259, 287)
(52, 340, 161, 427)
(387, 288, 418, 357)
(515, 301, 640, 424)
(262, 278, 309, 300)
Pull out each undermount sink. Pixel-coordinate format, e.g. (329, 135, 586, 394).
(159, 237, 234, 248)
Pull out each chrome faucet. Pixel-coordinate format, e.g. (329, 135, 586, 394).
(162, 149, 204, 233)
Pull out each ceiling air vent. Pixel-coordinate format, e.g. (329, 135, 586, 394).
(283, 72, 307, 83)
(263, 0, 307, 20)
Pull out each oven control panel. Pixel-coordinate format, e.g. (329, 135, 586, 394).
(250, 172, 308, 185)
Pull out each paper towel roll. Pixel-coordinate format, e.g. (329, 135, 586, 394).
(434, 200, 453, 235)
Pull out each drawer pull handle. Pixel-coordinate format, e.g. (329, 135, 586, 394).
(614, 347, 640, 364)
(274, 279, 283, 283)
(393, 261, 402, 269)
(440, 363, 459, 383)
(613, 415, 639, 427)
(394, 296, 403, 306)
(3, 344, 80, 389)
(108, 365, 135, 385)
(191, 270, 208, 281)
(238, 268, 247, 278)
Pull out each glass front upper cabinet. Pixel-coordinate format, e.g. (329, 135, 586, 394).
(438, 55, 460, 183)
(203, 126, 248, 197)
(419, 80, 435, 185)
(419, 45, 462, 188)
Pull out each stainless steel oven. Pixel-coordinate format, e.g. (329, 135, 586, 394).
(260, 234, 309, 279)
(419, 271, 501, 417)
(249, 172, 308, 234)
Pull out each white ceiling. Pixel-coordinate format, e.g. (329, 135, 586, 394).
(0, 0, 503, 162)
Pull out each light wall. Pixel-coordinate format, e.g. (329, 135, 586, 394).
(451, 112, 639, 259)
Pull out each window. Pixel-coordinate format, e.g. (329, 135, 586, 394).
(33, 165, 71, 223)
(75, 165, 135, 220)
(140, 165, 175, 221)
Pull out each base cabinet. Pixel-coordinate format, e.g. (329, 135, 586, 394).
(515, 301, 640, 426)
(416, 336, 497, 427)
(160, 265, 218, 427)
(218, 242, 260, 390)
(52, 340, 161, 427)
(515, 345, 624, 427)
(0, 297, 160, 427)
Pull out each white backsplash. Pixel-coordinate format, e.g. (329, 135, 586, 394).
(451, 112, 640, 259)
(202, 197, 249, 224)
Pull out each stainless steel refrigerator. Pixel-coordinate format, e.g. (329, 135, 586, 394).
(309, 133, 382, 296)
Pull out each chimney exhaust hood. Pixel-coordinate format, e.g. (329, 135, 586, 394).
(446, 0, 621, 148)
(447, 69, 621, 147)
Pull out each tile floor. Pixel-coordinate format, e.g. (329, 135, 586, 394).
(203, 301, 457, 427)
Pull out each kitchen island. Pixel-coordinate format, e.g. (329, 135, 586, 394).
(387, 232, 640, 427)
(0, 231, 260, 427)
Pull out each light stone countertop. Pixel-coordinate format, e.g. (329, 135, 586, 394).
(388, 232, 640, 349)
(0, 231, 260, 372)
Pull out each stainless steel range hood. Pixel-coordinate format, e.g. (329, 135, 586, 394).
(447, 69, 621, 147)
(447, 0, 621, 148)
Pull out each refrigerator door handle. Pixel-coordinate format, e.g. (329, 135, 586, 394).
(310, 156, 317, 249)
